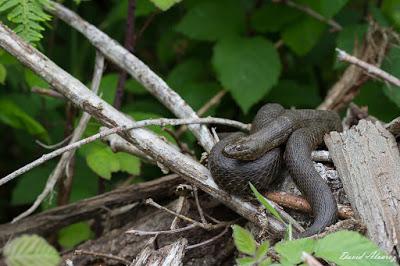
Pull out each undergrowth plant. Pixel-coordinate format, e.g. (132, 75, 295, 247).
(0, 0, 51, 43)
(232, 184, 396, 266)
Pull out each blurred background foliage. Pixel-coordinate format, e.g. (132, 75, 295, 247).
(0, 0, 400, 248)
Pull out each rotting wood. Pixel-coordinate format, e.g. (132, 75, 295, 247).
(325, 120, 400, 257)
(131, 238, 187, 266)
(0, 174, 181, 246)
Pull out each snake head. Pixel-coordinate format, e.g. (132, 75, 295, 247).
(223, 138, 260, 160)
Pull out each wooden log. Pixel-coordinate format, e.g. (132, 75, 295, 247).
(325, 120, 400, 257)
(0, 174, 181, 246)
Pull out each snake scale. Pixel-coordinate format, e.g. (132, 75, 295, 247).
(208, 103, 342, 237)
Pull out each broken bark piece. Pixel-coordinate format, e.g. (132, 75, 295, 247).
(131, 238, 187, 266)
(325, 120, 400, 257)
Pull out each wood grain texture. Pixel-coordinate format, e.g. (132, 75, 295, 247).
(325, 120, 400, 256)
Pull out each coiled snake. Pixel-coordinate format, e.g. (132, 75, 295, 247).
(208, 103, 342, 237)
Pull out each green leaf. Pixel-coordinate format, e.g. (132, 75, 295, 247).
(212, 37, 281, 113)
(255, 241, 269, 261)
(149, 0, 182, 11)
(86, 146, 120, 179)
(115, 152, 141, 176)
(232, 225, 257, 255)
(380, 46, 400, 109)
(314, 231, 395, 266)
(24, 69, 49, 88)
(251, 4, 301, 33)
(335, 24, 368, 68)
(11, 164, 52, 205)
(98, 74, 118, 104)
(236, 256, 257, 266)
(275, 238, 316, 265)
(282, 0, 348, 55)
(266, 80, 321, 108)
(125, 78, 148, 95)
(58, 222, 92, 248)
(0, 63, 6, 84)
(0, 98, 48, 141)
(249, 183, 284, 223)
(101, 0, 155, 28)
(3, 234, 61, 266)
(282, 17, 326, 56)
(176, 0, 245, 41)
(382, 0, 400, 30)
(259, 258, 272, 266)
(167, 58, 209, 89)
(354, 81, 399, 122)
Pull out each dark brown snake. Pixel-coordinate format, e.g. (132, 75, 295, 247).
(208, 103, 343, 237)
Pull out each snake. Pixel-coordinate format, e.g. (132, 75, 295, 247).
(208, 103, 343, 237)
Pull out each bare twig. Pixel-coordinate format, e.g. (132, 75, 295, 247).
(186, 226, 230, 250)
(193, 186, 207, 224)
(31, 86, 65, 99)
(11, 52, 105, 222)
(283, 0, 342, 31)
(145, 198, 225, 230)
(126, 224, 197, 236)
(1, 117, 249, 188)
(47, 2, 216, 152)
(35, 134, 72, 149)
(176, 90, 227, 137)
(114, 0, 136, 109)
(74, 249, 131, 265)
(336, 48, 400, 87)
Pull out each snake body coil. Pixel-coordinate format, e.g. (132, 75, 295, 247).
(208, 103, 342, 237)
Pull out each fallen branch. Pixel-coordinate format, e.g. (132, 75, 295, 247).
(0, 174, 181, 244)
(0, 116, 249, 187)
(12, 51, 105, 223)
(336, 48, 400, 87)
(47, 1, 215, 152)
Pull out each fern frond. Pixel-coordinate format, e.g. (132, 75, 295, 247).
(0, 0, 51, 44)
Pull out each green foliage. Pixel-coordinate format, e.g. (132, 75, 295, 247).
(3, 235, 61, 266)
(213, 37, 281, 113)
(249, 183, 284, 223)
(0, 98, 48, 141)
(85, 144, 141, 180)
(176, 0, 245, 41)
(0, 63, 6, 84)
(150, 0, 182, 11)
(233, 229, 395, 266)
(0, 0, 51, 43)
(381, 46, 400, 108)
(58, 222, 93, 248)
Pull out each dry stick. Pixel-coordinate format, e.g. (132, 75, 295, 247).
(145, 198, 222, 230)
(193, 186, 207, 224)
(186, 226, 230, 250)
(176, 90, 226, 137)
(336, 48, 400, 87)
(0, 117, 249, 187)
(11, 52, 105, 222)
(113, 0, 136, 110)
(0, 23, 288, 237)
(74, 249, 131, 265)
(47, 1, 215, 152)
(35, 134, 72, 149)
(31, 86, 65, 99)
(284, 0, 342, 31)
(126, 224, 198, 236)
(301, 252, 323, 266)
